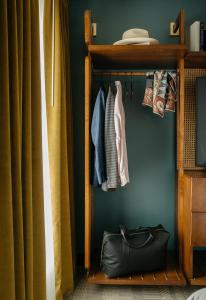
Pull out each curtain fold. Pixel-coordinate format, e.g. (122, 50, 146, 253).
(0, 1, 46, 299)
(44, 0, 75, 299)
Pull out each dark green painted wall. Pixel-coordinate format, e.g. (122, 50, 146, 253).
(69, 0, 206, 253)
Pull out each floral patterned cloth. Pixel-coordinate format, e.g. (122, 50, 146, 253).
(165, 71, 177, 112)
(142, 70, 177, 118)
(153, 71, 167, 117)
(142, 72, 154, 108)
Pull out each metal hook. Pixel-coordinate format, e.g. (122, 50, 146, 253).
(100, 72, 103, 87)
(109, 72, 112, 93)
(124, 81, 129, 100)
(98, 72, 104, 90)
(130, 72, 134, 101)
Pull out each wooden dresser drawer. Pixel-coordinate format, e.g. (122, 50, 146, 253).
(192, 178, 206, 212)
(192, 213, 206, 246)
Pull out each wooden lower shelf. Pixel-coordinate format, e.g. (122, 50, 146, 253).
(190, 251, 206, 286)
(87, 253, 186, 286)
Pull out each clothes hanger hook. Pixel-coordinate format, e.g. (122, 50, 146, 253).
(130, 72, 133, 101)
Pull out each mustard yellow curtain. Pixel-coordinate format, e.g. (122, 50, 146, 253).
(44, 0, 75, 298)
(0, 1, 46, 300)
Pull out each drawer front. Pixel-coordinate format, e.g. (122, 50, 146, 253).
(192, 213, 206, 246)
(192, 178, 206, 212)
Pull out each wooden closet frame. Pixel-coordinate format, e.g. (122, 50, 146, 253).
(84, 9, 206, 285)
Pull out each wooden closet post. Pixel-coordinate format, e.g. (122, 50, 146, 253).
(85, 55, 93, 271)
(173, 9, 184, 45)
(182, 176, 193, 279)
(85, 10, 93, 46)
(179, 9, 185, 45)
(84, 9, 94, 272)
(177, 57, 185, 266)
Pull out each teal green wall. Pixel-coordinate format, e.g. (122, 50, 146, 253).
(69, 0, 206, 253)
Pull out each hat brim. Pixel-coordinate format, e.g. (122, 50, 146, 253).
(113, 37, 159, 45)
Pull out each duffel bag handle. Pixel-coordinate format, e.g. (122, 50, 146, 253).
(119, 225, 154, 249)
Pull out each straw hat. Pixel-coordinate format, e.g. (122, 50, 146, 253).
(113, 28, 159, 45)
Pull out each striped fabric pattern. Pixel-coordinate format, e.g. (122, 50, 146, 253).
(103, 86, 120, 190)
(114, 81, 129, 186)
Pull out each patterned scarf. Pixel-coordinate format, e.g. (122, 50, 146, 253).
(142, 71, 177, 118)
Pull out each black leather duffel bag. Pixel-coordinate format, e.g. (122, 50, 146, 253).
(100, 224, 170, 278)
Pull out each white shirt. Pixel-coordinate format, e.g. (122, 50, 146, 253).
(114, 81, 129, 186)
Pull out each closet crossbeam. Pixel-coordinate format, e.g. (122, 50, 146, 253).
(93, 71, 146, 76)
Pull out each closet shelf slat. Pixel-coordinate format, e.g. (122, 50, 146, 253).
(87, 252, 186, 286)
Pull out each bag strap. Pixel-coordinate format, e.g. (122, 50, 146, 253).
(119, 225, 154, 249)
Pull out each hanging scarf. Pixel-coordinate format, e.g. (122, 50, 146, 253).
(142, 70, 177, 117)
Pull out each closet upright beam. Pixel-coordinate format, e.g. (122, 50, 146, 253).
(177, 57, 185, 265)
(85, 55, 93, 271)
(84, 10, 93, 46)
(173, 9, 185, 45)
(178, 58, 185, 175)
(179, 9, 185, 45)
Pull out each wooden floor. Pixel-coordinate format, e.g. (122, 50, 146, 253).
(190, 251, 206, 285)
(87, 253, 186, 286)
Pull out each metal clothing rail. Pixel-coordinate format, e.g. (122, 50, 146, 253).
(93, 71, 178, 77)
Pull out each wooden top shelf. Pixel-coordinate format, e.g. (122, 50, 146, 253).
(88, 44, 187, 69)
(185, 52, 206, 68)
